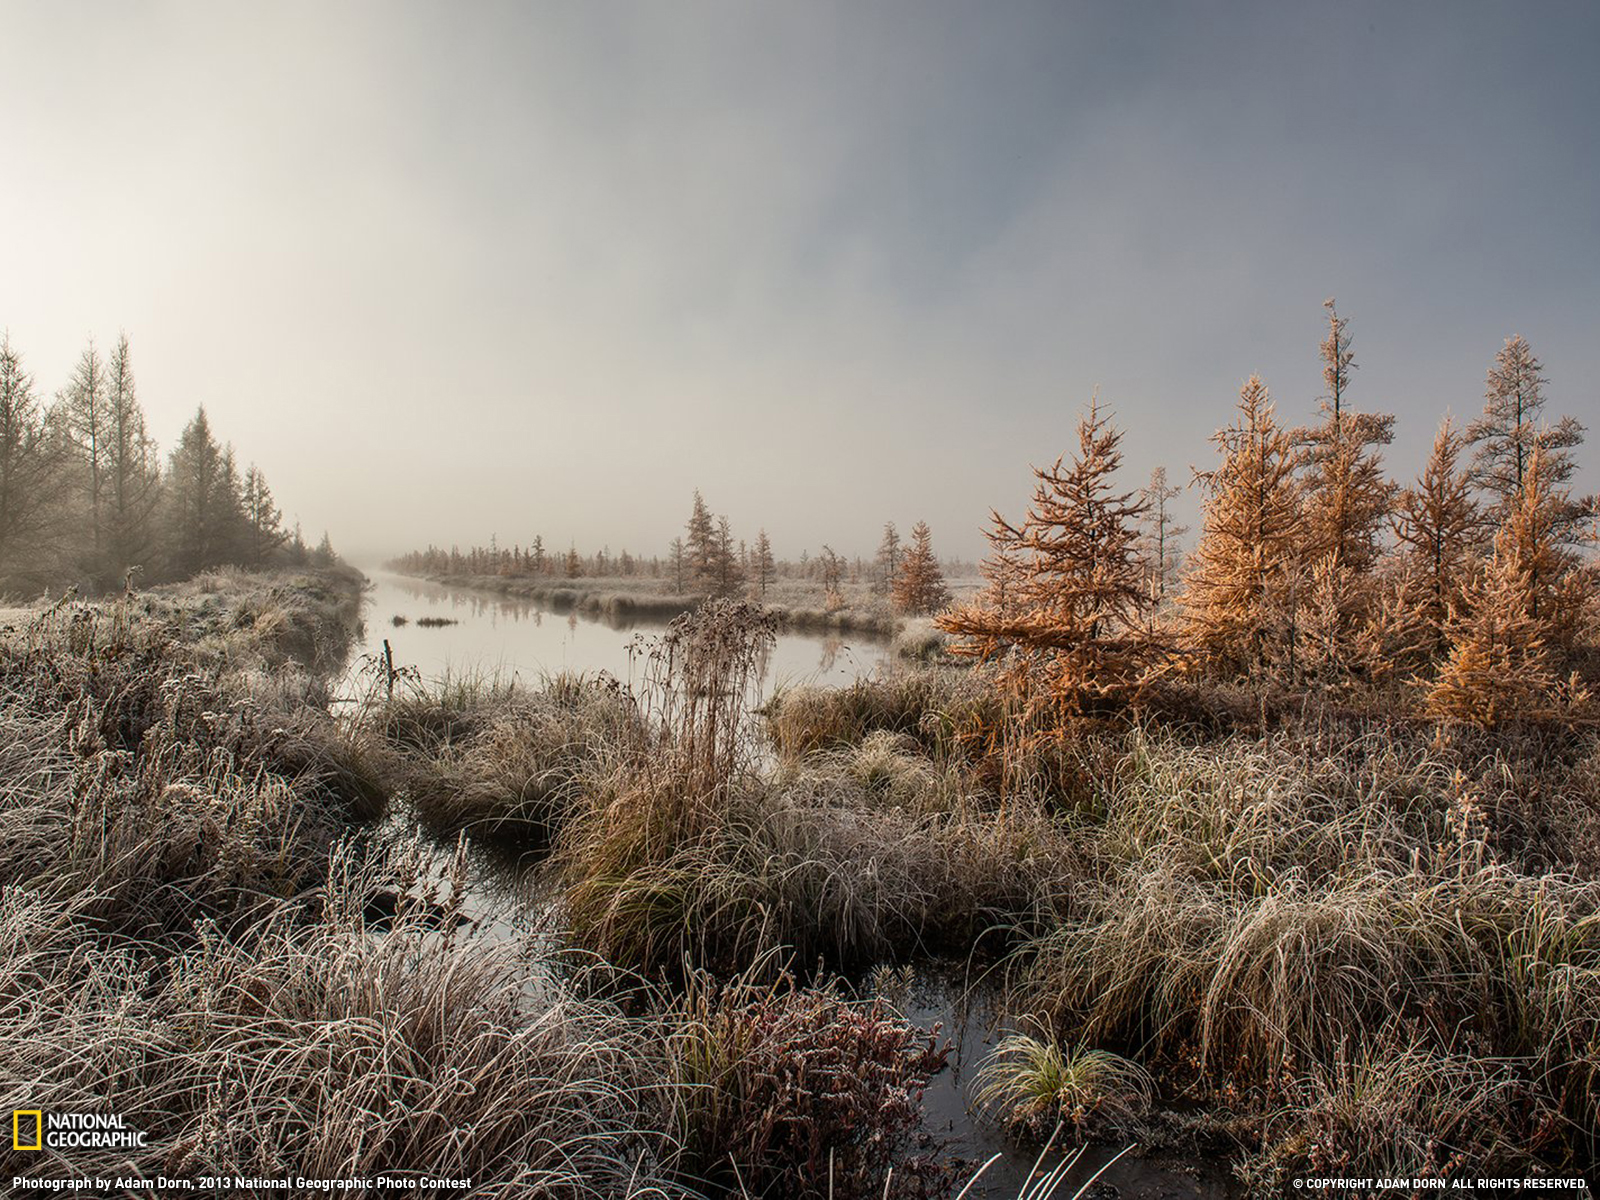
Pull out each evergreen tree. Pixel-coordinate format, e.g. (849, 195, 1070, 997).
(1425, 551, 1556, 728)
(1297, 300, 1395, 577)
(940, 398, 1150, 717)
(1466, 335, 1592, 537)
(1393, 418, 1479, 651)
(241, 464, 286, 565)
(0, 336, 66, 590)
(713, 515, 741, 595)
(892, 521, 950, 615)
(164, 407, 243, 575)
(1137, 466, 1187, 603)
(874, 522, 901, 595)
(668, 536, 686, 593)
(685, 490, 717, 584)
(60, 339, 109, 567)
(1181, 375, 1306, 678)
(100, 334, 161, 584)
(753, 528, 775, 598)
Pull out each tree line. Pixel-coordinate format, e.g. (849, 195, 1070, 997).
(940, 302, 1599, 728)
(0, 333, 334, 595)
(390, 491, 958, 616)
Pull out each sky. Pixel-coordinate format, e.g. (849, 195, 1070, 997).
(3, 1, 1598, 564)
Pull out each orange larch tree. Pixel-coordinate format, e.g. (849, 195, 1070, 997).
(1392, 417, 1480, 653)
(1180, 375, 1306, 680)
(938, 396, 1153, 721)
(891, 521, 950, 615)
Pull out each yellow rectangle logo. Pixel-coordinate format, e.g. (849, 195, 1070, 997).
(13, 1110, 42, 1150)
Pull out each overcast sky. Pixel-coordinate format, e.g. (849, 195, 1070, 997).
(3, 1, 1597, 563)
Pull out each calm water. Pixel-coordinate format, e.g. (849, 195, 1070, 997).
(341, 570, 892, 699)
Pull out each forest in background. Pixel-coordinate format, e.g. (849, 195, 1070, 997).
(0, 332, 336, 597)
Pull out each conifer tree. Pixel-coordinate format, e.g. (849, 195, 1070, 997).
(1393, 418, 1479, 650)
(753, 529, 775, 597)
(0, 336, 65, 589)
(685, 490, 717, 583)
(1138, 466, 1187, 603)
(61, 339, 109, 566)
(1292, 302, 1395, 677)
(241, 464, 286, 565)
(1426, 550, 1556, 728)
(892, 521, 950, 615)
(1425, 443, 1585, 725)
(1181, 375, 1306, 678)
(713, 515, 741, 595)
(875, 522, 901, 595)
(100, 334, 161, 584)
(1466, 335, 1592, 537)
(668, 536, 686, 593)
(565, 544, 583, 578)
(940, 399, 1151, 717)
(164, 407, 244, 575)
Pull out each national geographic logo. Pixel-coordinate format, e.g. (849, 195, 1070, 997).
(12, 1111, 147, 1151)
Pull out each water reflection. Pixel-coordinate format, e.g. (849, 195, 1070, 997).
(344, 571, 892, 698)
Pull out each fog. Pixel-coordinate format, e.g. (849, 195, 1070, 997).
(4, 0, 1598, 562)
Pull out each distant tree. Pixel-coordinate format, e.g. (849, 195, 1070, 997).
(874, 523, 901, 595)
(0, 336, 66, 590)
(531, 535, 545, 574)
(310, 531, 337, 567)
(892, 521, 949, 616)
(753, 528, 775, 598)
(1181, 375, 1306, 678)
(817, 544, 846, 609)
(668, 536, 686, 593)
(240, 464, 286, 565)
(60, 339, 109, 567)
(1466, 335, 1592, 537)
(685, 490, 717, 583)
(565, 544, 583, 578)
(940, 398, 1151, 719)
(713, 515, 741, 595)
(1393, 417, 1479, 651)
(99, 335, 161, 584)
(163, 407, 244, 575)
(1137, 466, 1187, 603)
(286, 522, 309, 565)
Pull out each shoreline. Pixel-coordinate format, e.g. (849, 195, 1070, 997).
(387, 569, 908, 638)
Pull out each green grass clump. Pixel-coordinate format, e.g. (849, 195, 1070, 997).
(974, 1028, 1152, 1136)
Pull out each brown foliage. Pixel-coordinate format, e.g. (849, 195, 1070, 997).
(939, 396, 1154, 723)
(890, 520, 949, 615)
(1393, 417, 1480, 652)
(1180, 375, 1306, 679)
